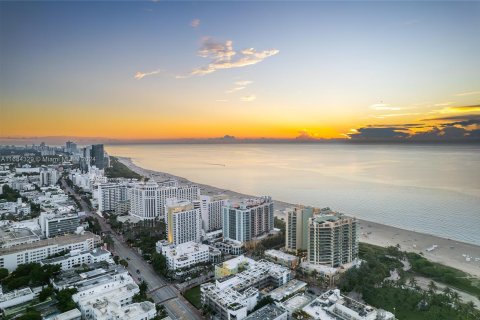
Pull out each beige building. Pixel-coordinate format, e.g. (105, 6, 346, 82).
(308, 214, 358, 267)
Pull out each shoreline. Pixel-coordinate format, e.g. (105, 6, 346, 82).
(116, 156, 480, 278)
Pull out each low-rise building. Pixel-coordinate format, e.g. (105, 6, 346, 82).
(244, 304, 288, 320)
(52, 264, 128, 291)
(39, 212, 81, 238)
(73, 277, 140, 319)
(53, 308, 82, 320)
(264, 249, 299, 269)
(0, 231, 100, 271)
(0, 223, 41, 249)
(41, 248, 112, 270)
(157, 241, 210, 271)
(201, 283, 258, 320)
(88, 300, 156, 320)
(0, 287, 35, 310)
(302, 289, 395, 320)
(268, 279, 307, 302)
(214, 239, 244, 256)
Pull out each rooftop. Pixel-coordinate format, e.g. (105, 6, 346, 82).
(269, 279, 307, 302)
(0, 231, 99, 255)
(244, 304, 287, 320)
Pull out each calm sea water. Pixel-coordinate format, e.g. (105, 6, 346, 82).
(106, 143, 480, 245)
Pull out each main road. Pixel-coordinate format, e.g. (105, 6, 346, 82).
(60, 178, 203, 320)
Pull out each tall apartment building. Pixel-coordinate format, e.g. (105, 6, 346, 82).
(0, 231, 100, 271)
(157, 181, 200, 219)
(65, 141, 78, 154)
(285, 206, 315, 252)
(39, 212, 81, 238)
(90, 144, 106, 169)
(97, 183, 129, 213)
(165, 199, 201, 245)
(308, 214, 358, 267)
(130, 181, 159, 221)
(39, 167, 59, 187)
(200, 194, 228, 232)
(222, 196, 274, 243)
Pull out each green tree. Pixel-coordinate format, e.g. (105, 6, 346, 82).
(119, 259, 128, 267)
(56, 288, 78, 312)
(0, 267, 8, 280)
(39, 286, 54, 301)
(152, 252, 167, 276)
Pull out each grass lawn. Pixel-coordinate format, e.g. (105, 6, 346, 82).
(183, 285, 202, 309)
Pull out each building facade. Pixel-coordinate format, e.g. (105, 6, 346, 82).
(130, 181, 159, 221)
(39, 212, 81, 238)
(0, 232, 100, 271)
(285, 206, 315, 252)
(200, 194, 228, 232)
(165, 199, 201, 245)
(157, 241, 210, 270)
(97, 183, 129, 213)
(308, 214, 358, 267)
(222, 197, 274, 243)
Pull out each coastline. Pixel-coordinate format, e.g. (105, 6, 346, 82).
(116, 156, 480, 278)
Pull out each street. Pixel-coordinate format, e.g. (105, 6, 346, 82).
(60, 178, 203, 320)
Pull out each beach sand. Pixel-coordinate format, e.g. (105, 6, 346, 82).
(118, 157, 480, 278)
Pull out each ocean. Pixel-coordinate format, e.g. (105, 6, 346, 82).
(106, 143, 480, 245)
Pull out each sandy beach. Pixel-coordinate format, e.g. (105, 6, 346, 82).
(118, 156, 480, 278)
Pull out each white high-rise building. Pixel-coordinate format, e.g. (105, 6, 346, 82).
(165, 199, 201, 245)
(97, 183, 129, 213)
(130, 181, 159, 221)
(157, 181, 200, 219)
(222, 196, 274, 243)
(200, 194, 228, 232)
(40, 167, 59, 187)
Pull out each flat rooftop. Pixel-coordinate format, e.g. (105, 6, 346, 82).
(269, 279, 307, 301)
(244, 304, 286, 320)
(0, 231, 98, 255)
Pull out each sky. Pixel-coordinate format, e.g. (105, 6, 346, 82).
(1, 1, 480, 142)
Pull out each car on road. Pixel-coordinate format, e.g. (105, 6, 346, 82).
(136, 269, 140, 274)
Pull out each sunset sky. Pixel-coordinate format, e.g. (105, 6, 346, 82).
(1, 1, 479, 141)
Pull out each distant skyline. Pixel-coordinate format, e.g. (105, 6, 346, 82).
(1, 1, 479, 142)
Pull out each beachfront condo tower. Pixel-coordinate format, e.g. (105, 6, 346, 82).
(222, 196, 274, 243)
(200, 194, 229, 232)
(285, 206, 315, 252)
(165, 199, 202, 245)
(130, 181, 160, 221)
(308, 214, 359, 267)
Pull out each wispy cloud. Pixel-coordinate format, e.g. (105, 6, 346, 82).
(455, 91, 480, 97)
(226, 80, 253, 94)
(436, 105, 480, 114)
(190, 19, 200, 28)
(372, 113, 420, 119)
(180, 37, 279, 77)
(235, 80, 253, 86)
(134, 70, 161, 80)
(216, 99, 228, 103)
(241, 95, 256, 102)
(433, 102, 454, 107)
(226, 87, 246, 94)
(369, 103, 401, 111)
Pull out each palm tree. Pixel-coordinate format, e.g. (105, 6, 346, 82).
(408, 277, 417, 288)
(442, 286, 452, 297)
(428, 280, 437, 293)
